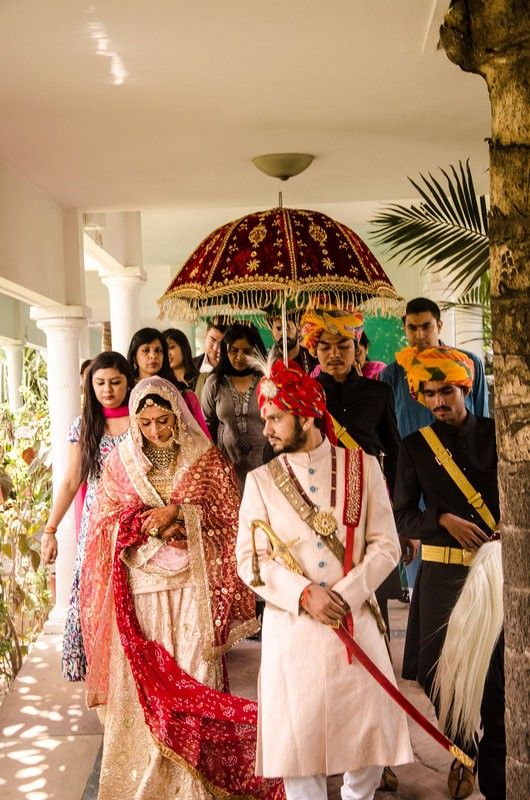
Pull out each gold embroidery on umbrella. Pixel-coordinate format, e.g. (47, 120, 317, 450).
(309, 222, 327, 247)
(248, 222, 267, 248)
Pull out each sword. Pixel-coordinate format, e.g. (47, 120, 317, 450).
(249, 518, 474, 770)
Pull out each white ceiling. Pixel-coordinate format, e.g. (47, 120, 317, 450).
(0, 0, 491, 227)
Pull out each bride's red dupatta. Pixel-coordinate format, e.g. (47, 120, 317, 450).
(82, 436, 284, 800)
(113, 506, 284, 800)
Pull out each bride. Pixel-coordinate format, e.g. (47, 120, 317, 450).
(80, 377, 283, 800)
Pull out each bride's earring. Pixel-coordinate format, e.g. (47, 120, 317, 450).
(171, 427, 180, 445)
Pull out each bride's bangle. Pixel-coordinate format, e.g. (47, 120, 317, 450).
(44, 527, 57, 535)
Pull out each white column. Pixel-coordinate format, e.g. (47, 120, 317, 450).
(426, 271, 457, 345)
(3, 341, 24, 411)
(79, 323, 90, 361)
(454, 305, 485, 360)
(30, 304, 89, 632)
(426, 270, 485, 358)
(102, 268, 146, 357)
(195, 322, 207, 357)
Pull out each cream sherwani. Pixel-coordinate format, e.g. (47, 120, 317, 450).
(237, 438, 413, 778)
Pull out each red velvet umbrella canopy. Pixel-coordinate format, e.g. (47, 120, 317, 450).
(158, 207, 402, 322)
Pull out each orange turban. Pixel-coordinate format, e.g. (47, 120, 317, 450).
(300, 308, 364, 356)
(396, 346, 475, 406)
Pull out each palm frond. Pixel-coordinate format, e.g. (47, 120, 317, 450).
(438, 274, 491, 349)
(370, 160, 489, 297)
(439, 277, 490, 310)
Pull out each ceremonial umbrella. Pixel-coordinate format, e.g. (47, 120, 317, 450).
(158, 206, 402, 324)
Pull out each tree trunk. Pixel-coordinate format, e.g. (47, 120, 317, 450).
(440, 3, 530, 797)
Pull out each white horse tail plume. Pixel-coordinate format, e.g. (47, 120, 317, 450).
(433, 539, 503, 747)
(246, 347, 274, 377)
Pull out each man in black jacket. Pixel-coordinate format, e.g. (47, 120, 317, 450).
(394, 344, 504, 800)
(301, 307, 400, 494)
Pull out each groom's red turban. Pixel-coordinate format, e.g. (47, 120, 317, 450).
(257, 359, 327, 419)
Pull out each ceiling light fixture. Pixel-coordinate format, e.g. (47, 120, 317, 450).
(251, 152, 315, 181)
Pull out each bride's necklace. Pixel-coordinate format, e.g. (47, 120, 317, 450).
(144, 440, 178, 471)
(144, 441, 179, 503)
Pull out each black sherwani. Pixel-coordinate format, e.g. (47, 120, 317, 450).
(317, 370, 400, 495)
(395, 413, 498, 684)
(394, 413, 504, 797)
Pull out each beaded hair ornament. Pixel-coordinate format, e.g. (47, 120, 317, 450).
(127, 377, 210, 476)
(140, 397, 170, 412)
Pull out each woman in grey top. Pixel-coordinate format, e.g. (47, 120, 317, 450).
(201, 323, 267, 492)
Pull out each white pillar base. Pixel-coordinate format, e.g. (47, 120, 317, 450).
(43, 602, 68, 634)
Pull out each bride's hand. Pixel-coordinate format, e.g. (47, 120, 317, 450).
(140, 504, 181, 536)
(162, 519, 187, 542)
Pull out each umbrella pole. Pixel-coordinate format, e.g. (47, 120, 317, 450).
(281, 299, 288, 366)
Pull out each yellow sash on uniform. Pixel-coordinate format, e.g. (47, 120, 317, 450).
(330, 415, 359, 450)
(419, 425, 497, 533)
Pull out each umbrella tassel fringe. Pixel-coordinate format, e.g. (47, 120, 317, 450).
(157, 289, 404, 324)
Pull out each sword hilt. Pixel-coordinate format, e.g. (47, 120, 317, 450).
(249, 519, 304, 586)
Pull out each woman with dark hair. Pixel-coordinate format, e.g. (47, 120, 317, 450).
(41, 351, 134, 680)
(128, 326, 211, 439)
(163, 327, 199, 390)
(357, 331, 386, 381)
(127, 327, 176, 385)
(201, 322, 267, 492)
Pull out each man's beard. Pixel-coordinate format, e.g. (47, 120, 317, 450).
(276, 336, 299, 354)
(271, 417, 308, 454)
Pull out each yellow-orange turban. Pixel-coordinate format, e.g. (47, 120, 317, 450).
(300, 308, 364, 356)
(396, 346, 475, 406)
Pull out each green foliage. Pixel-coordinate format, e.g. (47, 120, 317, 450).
(363, 314, 406, 364)
(0, 380, 52, 701)
(369, 160, 490, 354)
(23, 345, 48, 403)
(0, 345, 48, 405)
(370, 160, 489, 297)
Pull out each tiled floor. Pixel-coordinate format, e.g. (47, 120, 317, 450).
(0, 602, 483, 799)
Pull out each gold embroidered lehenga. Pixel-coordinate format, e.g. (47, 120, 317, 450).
(79, 378, 263, 800)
